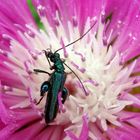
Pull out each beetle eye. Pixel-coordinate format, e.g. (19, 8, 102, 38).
(50, 56, 55, 62)
(48, 52, 53, 58)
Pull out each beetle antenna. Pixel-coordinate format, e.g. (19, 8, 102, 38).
(55, 21, 96, 53)
(64, 62, 88, 96)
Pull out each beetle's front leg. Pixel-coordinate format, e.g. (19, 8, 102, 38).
(34, 69, 51, 76)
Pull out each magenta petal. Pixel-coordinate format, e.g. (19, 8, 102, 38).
(33, 0, 102, 32)
(58, 92, 65, 113)
(107, 111, 140, 139)
(0, 124, 17, 140)
(107, 123, 140, 140)
(120, 92, 140, 107)
(0, 93, 15, 125)
(118, 111, 140, 130)
(0, 120, 5, 131)
(133, 58, 140, 73)
(10, 122, 44, 140)
(0, 0, 36, 48)
(79, 115, 89, 139)
(65, 130, 78, 140)
(34, 125, 65, 140)
(105, 0, 140, 61)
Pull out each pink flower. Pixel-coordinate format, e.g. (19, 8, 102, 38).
(0, 0, 140, 139)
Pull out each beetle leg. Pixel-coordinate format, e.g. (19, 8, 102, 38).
(36, 96, 44, 105)
(40, 81, 50, 96)
(34, 69, 51, 76)
(62, 87, 69, 103)
(36, 81, 50, 105)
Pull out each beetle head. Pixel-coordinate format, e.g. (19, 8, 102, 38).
(49, 53, 60, 62)
(43, 49, 60, 62)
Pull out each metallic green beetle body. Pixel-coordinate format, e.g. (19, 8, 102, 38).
(38, 52, 68, 123)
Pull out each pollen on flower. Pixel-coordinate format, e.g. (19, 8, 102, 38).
(2, 10, 140, 139)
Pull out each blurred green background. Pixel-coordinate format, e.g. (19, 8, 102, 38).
(27, 0, 44, 29)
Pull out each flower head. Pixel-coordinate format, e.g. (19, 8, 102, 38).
(1, 0, 140, 139)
